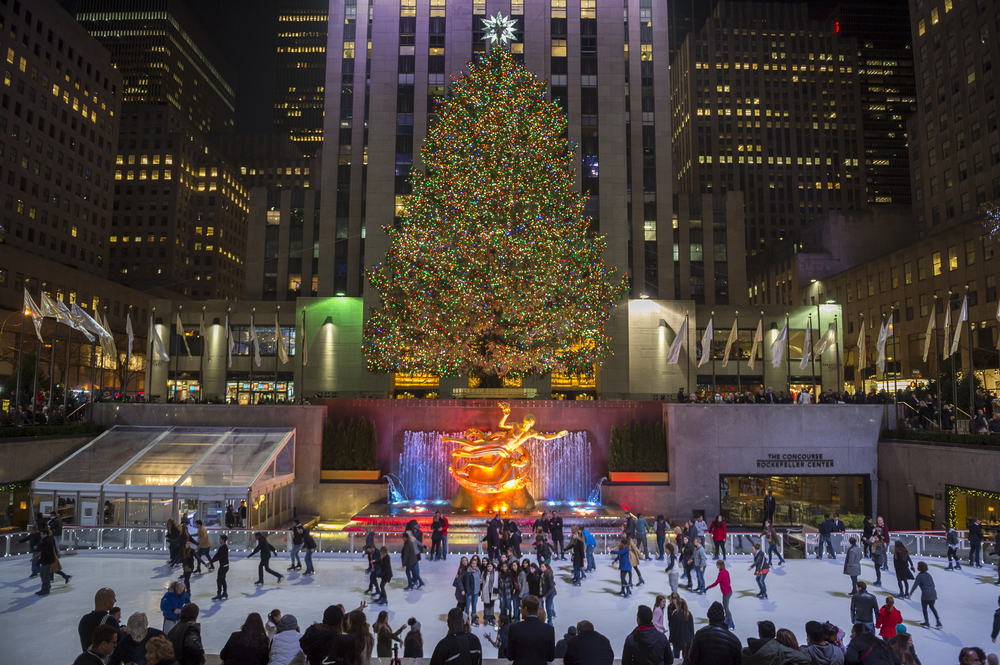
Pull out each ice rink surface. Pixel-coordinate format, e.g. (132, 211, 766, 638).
(2, 549, 997, 663)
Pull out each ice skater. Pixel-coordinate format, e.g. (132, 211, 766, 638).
(248, 532, 283, 585)
(211, 534, 229, 600)
(749, 542, 769, 599)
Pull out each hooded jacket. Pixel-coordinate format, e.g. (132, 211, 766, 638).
(160, 589, 191, 621)
(740, 638, 811, 665)
(268, 629, 306, 665)
(800, 643, 845, 665)
(166, 620, 205, 665)
(621, 624, 673, 665)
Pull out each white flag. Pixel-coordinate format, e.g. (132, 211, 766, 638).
(149, 315, 169, 362)
(770, 322, 788, 368)
(301, 309, 308, 366)
(798, 317, 813, 370)
(200, 311, 210, 362)
(665, 317, 688, 365)
(68, 303, 101, 342)
(815, 323, 837, 357)
(41, 292, 74, 328)
(747, 318, 763, 371)
(23, 290, 45, 342)
(721, 320, 738, 368)
(226, 315, 233, 369)
(950, 295, 967, 356)
(698, 316, 714, 368)
(942, 304, 952, 359)
(922, 313, 936, 363)
(856, 314, 866, 370)
(996, 299, 1000, 351)
(176, 313, 192, 357)
(876, 315, 891, 373)
(276, 312, 289, 364)
(125, 310, 134, 362)
(250, 314, 262, 367)
(100, 312, 118, 368)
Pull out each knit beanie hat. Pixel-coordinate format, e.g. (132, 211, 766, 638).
(707, 601, 727, 624)
(895, 624, 907, 635)
(278, 615, 299, 632)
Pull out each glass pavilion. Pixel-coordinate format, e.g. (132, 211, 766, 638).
(31, 426, 296, 530)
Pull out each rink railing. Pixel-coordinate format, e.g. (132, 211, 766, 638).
(0, 526, 979, 561)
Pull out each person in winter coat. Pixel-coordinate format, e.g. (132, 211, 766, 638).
(705, 560, 734, 628)
(849, 581, 880, 634)
(654, 515, 669, 561)
(480, 562, 498, 626)
(652, 595, 667, 634)
(741, 620, 811, 665)
(166, 604, 205, 665)
(554, 626, 576, 659)
(681, 536, 696, 589)
(709, 515, 727, 561)
(870, 536, 886, 587)
(692, 538, 708, 593)
(628, 536, 646, 587)
(667, 596, 694, 661)
(301, 528, 317, 576)
(562, 620, 613, 665)
(570, 532, 586, 585)
(621, 605, 673, 665)
(540, 564, 557, 624)
(970, 518, 985, 568)
(401, 530, 425, 590)
(219, 612, 269, 665)
(945, 522, 963, 570)
(268, 614, 305, 665)
(800, 620, 844, 665)
(193, 521, 212, 574)
(299, 605, 351, 665)
(843, 537, 863, 595)
(160, 582, 191, 634)
(610, 538, 634, 597)
(463, 558, 482, 624)
(749, 543, 770, 599)
(664, 543, 679, 594)
(687, 601, 739, 665)
(874, 517, 891, 571)
(373, 611, 405, 658)
(912, 561, 941, 628)
(843, 623, 901, 665)
(892, 540, 915, 598)
(862, 517, 875, 559)
(875, 597, 903, 641)
(248, 532, 283, 585)
(376, 547, 392, 606)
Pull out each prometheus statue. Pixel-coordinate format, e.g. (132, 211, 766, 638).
(445, 402, 568, 513)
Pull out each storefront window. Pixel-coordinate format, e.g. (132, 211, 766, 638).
(720, 475, 869, 527)
(948, 485, 1000, 537)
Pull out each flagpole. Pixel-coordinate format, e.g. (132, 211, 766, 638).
(250, 308, 256, 405)
(891, 307, 898, 413)
(101, 306, 107, 399)
(63, 325, 72, 420)
(199, 307, 205, 404)
(834, 315, 841, 395)
(48, 323, 58, 415)
(88, 327, 96, 420)
(967, 285, 975, 423)
(711, 311, 716, 398)
(300, 307, 306, 403)
(736, 311, 741, 393)
(15, 280, 28, 425)
(933, 296, 943, 430)
(785, 312, 790, 395)
(174, 306, 181, 403)
(31, 334, 42, 424)
(146, 308, 155, 403)
(275, 306, 281, 402)
(125, 304, 133, 401)
(809, 313, 816, 400)
(948, 292, 958, 425)
(685, 311, 690, 395)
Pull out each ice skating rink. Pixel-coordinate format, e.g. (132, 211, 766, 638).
(1, 549, 995, 663)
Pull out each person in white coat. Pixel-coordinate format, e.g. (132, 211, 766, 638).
(268, 614, 305, 665)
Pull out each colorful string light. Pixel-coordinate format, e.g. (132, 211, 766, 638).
(363, 45, 627, 380)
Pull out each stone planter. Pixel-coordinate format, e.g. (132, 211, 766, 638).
(609, 471, 669, 483)
(320, 470, 381, 482)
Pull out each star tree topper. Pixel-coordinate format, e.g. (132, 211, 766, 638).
(482, 13, 517, 45)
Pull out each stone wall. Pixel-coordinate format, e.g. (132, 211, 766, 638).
(877, 439, 1000, 530)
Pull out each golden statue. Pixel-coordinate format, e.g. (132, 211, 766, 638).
(446, 402, 568, 513)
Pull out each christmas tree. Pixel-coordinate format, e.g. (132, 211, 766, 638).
(364, 29, 626, 382)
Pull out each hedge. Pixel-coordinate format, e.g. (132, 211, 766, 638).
(881, 429, 1000, 446)
(609, 420, 667, 472)
(0, 424, 105, 439)
(321, 417, 378, 470)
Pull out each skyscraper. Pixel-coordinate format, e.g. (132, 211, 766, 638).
(829, 2, 916, 206)
(274, 0, 329, 153)
(671, 1, 867, 256)
(76, 0, 236, 134)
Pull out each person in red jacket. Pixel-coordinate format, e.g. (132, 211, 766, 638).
(708, 516, 728, 561)
(705, 560, 734, 629)
(875, 596, 903, 640)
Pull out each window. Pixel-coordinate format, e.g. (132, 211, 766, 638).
(985, 235, 996, 261)
(919, 293, 928, 317)
(904, 261, 913, 285)
(867, 275, 875, 296)
(987, 275, 997, 302)
(948, 246, 958, 270)
(932, 251, 942, 276)
(890, 267, 899, 289)
(905, 297, 914, 321)
(879, 271, 887, 293)
(966, 239, 976, 265)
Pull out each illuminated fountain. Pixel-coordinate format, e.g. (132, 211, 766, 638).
(398, 403, 593, 513)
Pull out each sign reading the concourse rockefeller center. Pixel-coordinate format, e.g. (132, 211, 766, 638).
(756, 453, 835, 469)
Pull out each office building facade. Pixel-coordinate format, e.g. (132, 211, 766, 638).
(274, 0, 330, 153)
(670, 1, 867, 256)
(76, 0, 235, 134)
(0, 0, 120, 277)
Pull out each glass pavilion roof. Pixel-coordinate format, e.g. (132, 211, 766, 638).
(33, 426, 295, 495)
